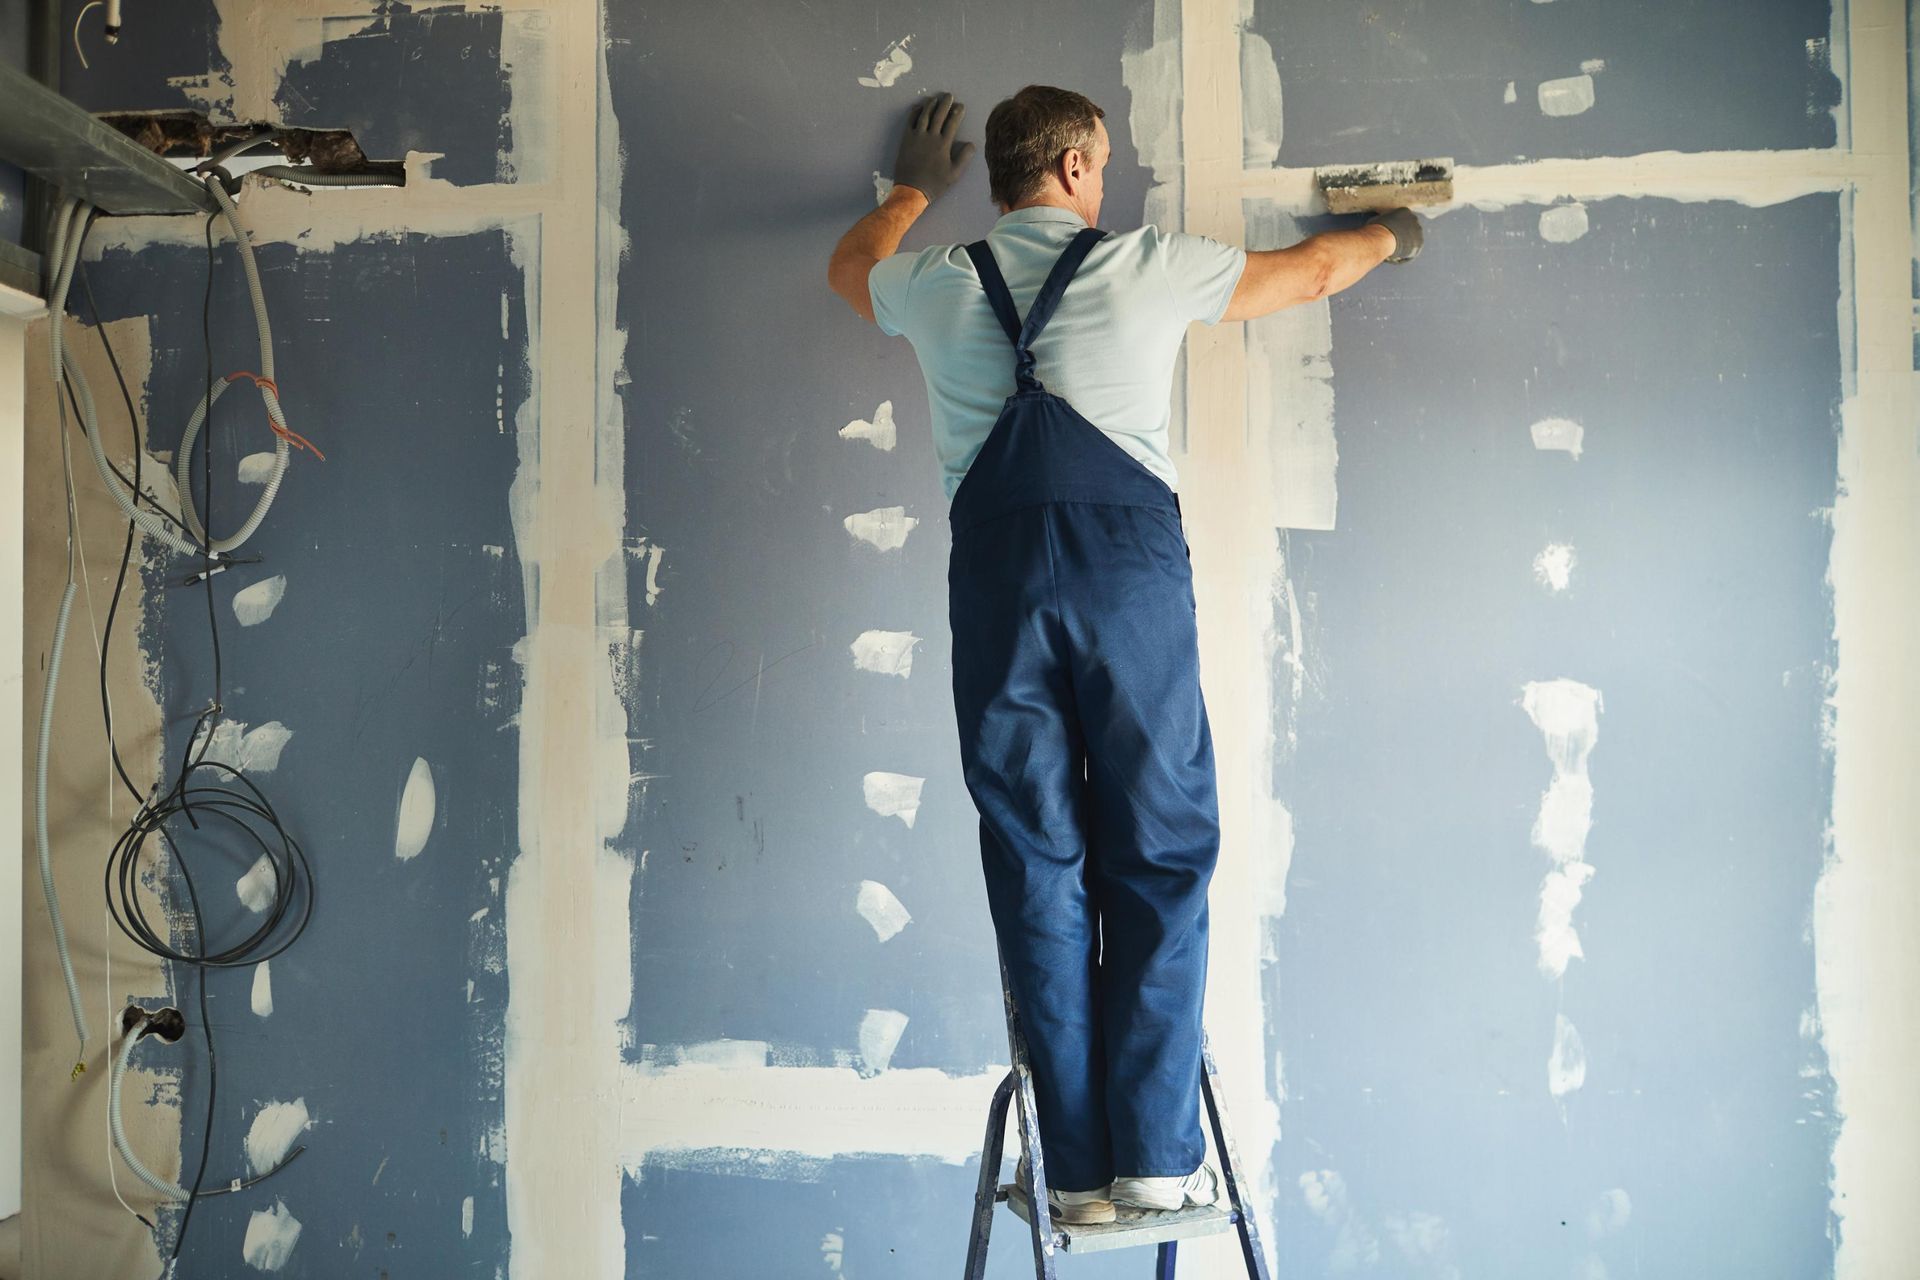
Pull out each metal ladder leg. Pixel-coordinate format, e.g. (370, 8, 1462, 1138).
(962, 1071, 1015, 1280)
(1200, 1035, 1272, 1280)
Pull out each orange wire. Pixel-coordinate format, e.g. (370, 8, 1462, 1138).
(225, 371, 325, 461)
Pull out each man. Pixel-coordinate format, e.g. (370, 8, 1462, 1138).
(827, 86, 1420, 1225)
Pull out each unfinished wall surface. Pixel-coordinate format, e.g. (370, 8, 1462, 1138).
(15, 1, 1916, 1277)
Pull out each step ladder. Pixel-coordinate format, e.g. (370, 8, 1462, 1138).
(962, 959, 1272, 1279)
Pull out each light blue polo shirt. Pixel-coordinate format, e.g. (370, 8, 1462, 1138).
(868, 206, 1247, 500)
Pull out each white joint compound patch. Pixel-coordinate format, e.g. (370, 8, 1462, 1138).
(245, 1099, 312, 1173)
(856, 35, 914, 88)
(872, 172, 895, 205)
(1522, 679, 1603, 981)
(839, 401, 897, 450)
(1533, 543, 1576, 592)
(862, 772, 924, 827)
(855, 880, 912, 941)
(850, 629, 919, 678)
(394, 756, 436, 861)
(241, 1199, 302, 1271)
(205, 719, 295, 774)
(236, 854, 278, 914)
(462, 1195, 475, 1239)
(1548, 1012, 1588, 1098)
(857, 1008, 909, 1075)
(251, 961, 273, 1017)
(237, 451, 277, 484)
(232, 574, 288, 627)
(842, 506, 918, 551)
(1538, 74, 1596, 117)
(1538, 202, 1591, 243)
(1530, 417, 1585, 459)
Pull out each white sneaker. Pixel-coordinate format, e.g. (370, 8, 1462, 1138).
(1109, 1163, 1222, 1212)
(1015, 1155, 1116, 1225)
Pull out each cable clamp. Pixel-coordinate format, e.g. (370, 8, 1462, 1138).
(173, 554, 258, 588)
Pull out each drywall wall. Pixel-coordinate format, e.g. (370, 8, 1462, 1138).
(15, 0, 1915, 1277)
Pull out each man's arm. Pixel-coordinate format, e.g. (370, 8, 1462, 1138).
(828, 91, 975, 326)
(1219, 224, 1396, 322)
(827, 186, 930, 324)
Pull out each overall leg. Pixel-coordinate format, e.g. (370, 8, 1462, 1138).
(1052, 503, 1220, 1178)
(949, 510, 1112, 1192)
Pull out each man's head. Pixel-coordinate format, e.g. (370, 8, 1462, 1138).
(984, 85, 1109, 225)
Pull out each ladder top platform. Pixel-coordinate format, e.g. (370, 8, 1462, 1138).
(1001, 1184, 1238, 1255)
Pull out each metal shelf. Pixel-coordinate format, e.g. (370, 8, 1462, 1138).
(0, 63, 216, 216)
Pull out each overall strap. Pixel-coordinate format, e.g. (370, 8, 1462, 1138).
(964, 226, 1108, 393)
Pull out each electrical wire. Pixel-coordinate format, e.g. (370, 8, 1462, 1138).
(251, 165, 398, 188)
(40, 183, 315, 1265)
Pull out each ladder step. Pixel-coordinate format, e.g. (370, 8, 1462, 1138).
(1000, 1184, 1239, 1255)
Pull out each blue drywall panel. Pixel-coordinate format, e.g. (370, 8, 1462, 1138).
(82, 227, 527, 1277)
(276, 5, 516, 184)
(1255, 193, 1842, 1276)
(608, 0, 1155, 1077)
(1245, 0, 1841, 167)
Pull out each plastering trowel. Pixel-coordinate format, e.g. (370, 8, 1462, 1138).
(1313, 158, 1456, 213)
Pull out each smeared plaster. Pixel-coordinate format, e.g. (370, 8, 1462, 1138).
(1538, 75, 1596, 118)
(617, 1062, 1002, 1171)
(856, 1009, 909, 1075)
(240, 1199, 302, 1271)
(842, 505, 918, 551)
(231, 573, 288, 627)
(395, 756, 436, 861)
(854, 880, 912, 942)
(251, 961, 274, 1017)
(244, 1098, 312, 1173)
(838, 401, 897, 450)
(1530, 417, 1585, 459)
(1533, 543, 1576, 592)
(861, 771, 924, 827)
(236, 854, 279, 913)
(856, 36, 914, 89)
(849, 629, 919, 678)
(1547, 1012, 1588, 1099)
(206, 719, 295, 774)
(237, 451, 277, 484)
(1538, 202, 1591, 243)
(1522, 678, 1602, 982)
(1244, 209, 1338, 531)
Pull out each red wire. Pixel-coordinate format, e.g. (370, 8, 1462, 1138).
(225, 371, 325, 461)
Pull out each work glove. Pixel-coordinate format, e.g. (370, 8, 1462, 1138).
(1367, 207, 1423, 263)
(891, 91, 976, 203)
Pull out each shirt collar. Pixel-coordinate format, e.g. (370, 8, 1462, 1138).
(994, 205, 1089, 229)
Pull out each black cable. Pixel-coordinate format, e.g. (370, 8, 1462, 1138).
(76, 257, 151, 805)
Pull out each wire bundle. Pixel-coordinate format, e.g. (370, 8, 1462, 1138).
(39, 167, 320, 1270)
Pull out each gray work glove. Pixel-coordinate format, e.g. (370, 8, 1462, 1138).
(891, 91, 976, 203)
(1367, 207, 1424, 263)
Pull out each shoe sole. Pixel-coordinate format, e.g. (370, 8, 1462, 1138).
(1048, 1199, 1118, 1225)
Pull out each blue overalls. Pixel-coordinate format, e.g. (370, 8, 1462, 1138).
(947, 226, 1222, 1193)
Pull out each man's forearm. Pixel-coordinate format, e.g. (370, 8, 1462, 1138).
(835, 185, 931, 262)
(1311, 223, 1396, 297)
(828, 187, 931, 321)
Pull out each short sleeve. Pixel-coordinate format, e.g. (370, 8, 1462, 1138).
(868, 252, 917, 337)
(1156, 229, 1248, 326)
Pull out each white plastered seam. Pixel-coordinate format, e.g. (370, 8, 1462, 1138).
(98, 3, 638, 1277)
